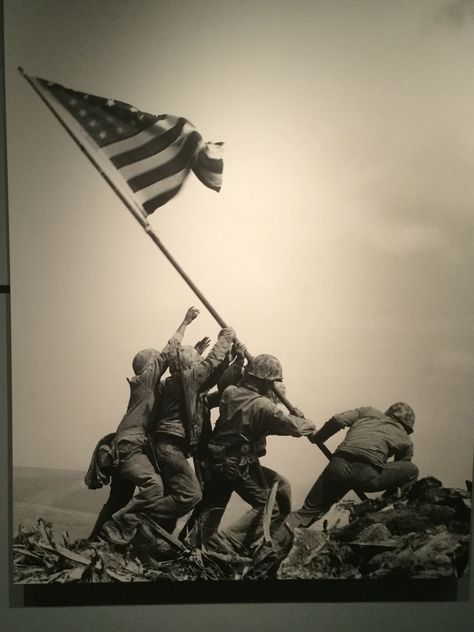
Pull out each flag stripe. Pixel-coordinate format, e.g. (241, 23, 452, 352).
(134, 168, 190, 208)
(193, 166, 222, 192)
(193, 151, 224, 175)
(111, 118, 189, 169)
(126, 131, 201, 192)
(142, 186, 182, 214)
(192, 145, 224, 191)
(31, 75, 224, 215)
(102, 116, 178, 158)
(117, 132, 189, 181)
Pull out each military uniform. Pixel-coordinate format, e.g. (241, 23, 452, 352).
(196, 383, 315, 549)
(99, 334, 182, 544)
(150, 330, 235, 533)
(281, 404, 419, 536)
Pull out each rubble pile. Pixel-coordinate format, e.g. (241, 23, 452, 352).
(13, 519, 147, 583)
(13, 518, 251, 583)
(278, 477, 471, 580)
(13, 477, 471, 583)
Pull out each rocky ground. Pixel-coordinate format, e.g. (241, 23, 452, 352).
(13, 477, 471, 583)
(278, 476, 471, 580)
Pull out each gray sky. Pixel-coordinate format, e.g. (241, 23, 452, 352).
(5, 0, 474, 498)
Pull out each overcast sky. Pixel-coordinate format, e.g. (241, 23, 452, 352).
(5, 0, 474, 501)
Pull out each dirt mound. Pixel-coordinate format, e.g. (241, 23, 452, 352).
(278, 477, 471, 580)
(12, 477, 471, 583)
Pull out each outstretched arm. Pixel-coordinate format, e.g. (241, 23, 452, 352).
(308, 406, 382, 445)
(257, 399, 316, 437)
(157, 307, 201, 373)
(217, 340, 248, 393)
(192, 327, 236, 388)
(194, 336, 211, 355)
(138, 307, 201, 387)
(175, 306, 200, 339)
(307, 418, 344, 444)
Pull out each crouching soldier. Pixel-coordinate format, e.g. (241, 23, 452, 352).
(97, 307, 200, 545)
(148, 326, 237, 534)
(195, 354, 316, 552)
(272, 402, 419, 552)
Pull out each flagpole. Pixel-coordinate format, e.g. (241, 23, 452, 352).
(142, 226, 229, 327)
(20, 67, 306, 421)
(19, 67, 230, 322)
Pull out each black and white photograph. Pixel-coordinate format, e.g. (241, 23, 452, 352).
(3, 0, 473, 607)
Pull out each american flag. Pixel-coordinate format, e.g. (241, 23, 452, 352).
(30, 76, 224, 215)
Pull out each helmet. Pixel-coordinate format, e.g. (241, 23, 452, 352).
(246, 354, 283, 382)
(168, 345, 202, 374)
(385, 402, 415, 433)
(132, 348, 160, 375)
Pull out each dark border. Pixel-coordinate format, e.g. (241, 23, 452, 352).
(10, 577, 463, 608)
(0, 0, 13, 618)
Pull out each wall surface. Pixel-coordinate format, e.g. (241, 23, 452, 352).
(0, 0, 474, 632)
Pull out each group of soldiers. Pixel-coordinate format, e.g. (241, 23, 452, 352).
(85, 306, 419, 561)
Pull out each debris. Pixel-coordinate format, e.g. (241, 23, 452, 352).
(276, 477, 471, 580)
(12, 477, 471, 583)
(277, 530, 359, 580)
(310, 501, 352, 532)
(407, 476, 443, 501)
(354, 522, 396, 544)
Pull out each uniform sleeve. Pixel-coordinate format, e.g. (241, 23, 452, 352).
(311, 419, 343, 443)
(139, 332, 184, 389)
(190, 333, 235, 389)
(206, 388, 221, 410)
(393, 438, 414, 462)
(332, 406, 381, 427)
(254, 398, 316, 437)
(217, 356, 245, 393)
(161, 331, 184, 357)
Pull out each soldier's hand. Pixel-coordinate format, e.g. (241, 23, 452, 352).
(194, 336, 211, 354)
(218, 327, 236, 340)
(184, 306, 200, 324)
(234, 339, 247, 358)
(292, 406, 305, 419)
